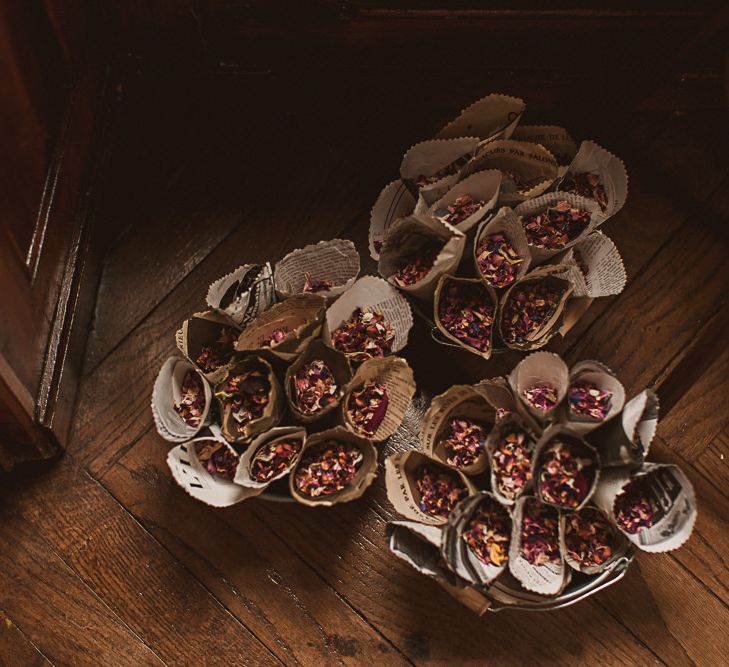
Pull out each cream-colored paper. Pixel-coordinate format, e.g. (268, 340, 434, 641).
(341, 356, 416, 442)
(428, 170, 502, 232)
(234, 293, 326, 362)
(592, 464, 697, 553)
(369, 180, 417, 261)
(561, 231, 627, 298)
(473, 206, 532, 288)
(564, 360, 626, 435)
(511, 125, 577, 167)
(274, 239, 360, 300)
(289, 426, 378, 507)
(509, 351, 569, 423)
(420, 385, 495, 475)
(378, 215, 466, 300)
(175, 310, 241, 384)
(474, 376, 518, 420)
(152, 357, 212, 443)
(206, 263, 275, 326)
(384, 451, 476, 526)
(435, 94, 525, 144)
(323, 276, 413, 356)
(234, 426, 307, 490)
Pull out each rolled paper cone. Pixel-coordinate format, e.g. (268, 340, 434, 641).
(592, 464, 697, 553)
(460, 140, 558, 207)
(341, 355, 415, 442)
(474, 376, 519, 421)
(234, 426, 307, 490)
(206, 263, 275, 326)
(420, 385, 495, 475)
(384, 450, 476, 526)
(473, 206, 531, 289)
(176, 310, 241, 384)
(369, 179, 416, 261)
(378, 214, 466, 300)
(434, 93, 525, 144)
(167, 435, 262, 508)
(400, 137, 480, 206)
(441, 492, 512, 586)
(152, 357, 212, 443)
(508, 495, 570, 596)
(585, 388, 658, 467)
(284, 338, 352, 423)
(215, 355, 284, 444)
(558, 139, 628, 221)
(433, 275, 498, 360)
(561, 231, 627, 298)
(323, 275, 413, 357)
(509, 351, 569, 423)
(234, 293, 326, 362)
(289, 426, 377, 507)
(273, 238, 360, 300)
(428, 169, 501, 232)
(564, 360, 626, 435)
(511, 125, 578, 167)
(486, 414, 538, 507)
(514, 191, 601, 264)
(531, 425, 601, 511)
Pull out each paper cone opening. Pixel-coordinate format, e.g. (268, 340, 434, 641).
(369, 180, 417, 261)
(428, 170, 501, 232)
(206, 263, 275, 326)
(234, 426, 307, 490)
(473, 206, 531, 289)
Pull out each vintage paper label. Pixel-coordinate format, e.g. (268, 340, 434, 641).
(511, 125, 577, 166)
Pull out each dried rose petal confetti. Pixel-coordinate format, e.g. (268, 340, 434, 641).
(250, 439, 303, 483)
(519, 498, 561, 566)
(461, 497, 511, 567)
(492, 426, 533, 500)
(522, 200, 591, 250)
(347, 382, 389, 436)
(414, 464, 469, 518)
(437, 282, 494, 353)
(392, 240, 442, 287)
(441, 417, 489, 468)
(292, 360, 338, 415)
(475, 233, 523, 288)
(294, 441, 364, 497)
(561, 172, 608, 211)
(331, 307, 394, 363)
(564, 507, 616, 567)
(500, 281, 565, 345)
(436, 194, 486, 226)
(219, 366, 270, 425)
(303, 272, 334, 294)
(174, 370, 205, 428)
(195, 440, 239, 481)
(260, 327, 289, 348)
(522, 383, 559, 414)
(195, 326, 238, 372)
(568, 380, 612, 421)
(614, 479, 656, 534)
(537, 437, 596, 509)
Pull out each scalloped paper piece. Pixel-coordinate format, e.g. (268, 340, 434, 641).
(561, 231, 627, 298)
(369, 180, 417, 261)
(429, 169, 502, 232)
(435, 94, 525, 144)
(206, 263, 275, 326)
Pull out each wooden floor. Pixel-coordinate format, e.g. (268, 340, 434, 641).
(2, 57, 729, 666)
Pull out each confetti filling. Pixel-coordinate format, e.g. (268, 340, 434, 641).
(331, 308, 394, 362)
(392, 241, 442, 287)
(437, 283, 495, 353)
(436, 194, 486, 226)
(441, 417, 489, 468)
(522, 200, 591, 250)
(461, 498, 511, 567)
(292, 360, 338, 415)
(261, 327, 289, 348)
(303, 272, 334, 293)
(194, 326, 238, 372)
(564, 507, 616, 568)
(568, 380, 613, 421)
(220, 367, 270, 425)
(561, 172, 608, 211)
(174, 370, 205, 428)
(294, 441, 364, 497)
(250, 439, 303, 483)
(500, 170, 544, 194)
(537, 438, 596, 509)
(475, 233, 523, 288)
(500, 281, 564, 345)
(492, 427, 533, 500)
(195, 441, 239, 481)
(614, 479, 656, 534)
(414, 464, 469, 518)
(520, 498, 561, 566)
(522, 383, 559, 414)
(347, 382, 389, 436)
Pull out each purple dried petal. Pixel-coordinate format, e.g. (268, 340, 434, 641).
(294, 441, 364, 497)
(414, 464, 468, 518)
(537, 437, 596, 509)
